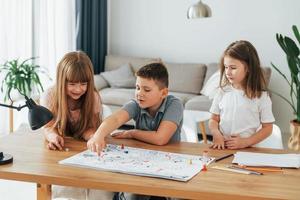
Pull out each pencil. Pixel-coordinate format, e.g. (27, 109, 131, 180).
(214, 153, 234, 162)
(212, 166, 262, 175)
(237, 166, 283, 172)
(229, 166, 263, 175)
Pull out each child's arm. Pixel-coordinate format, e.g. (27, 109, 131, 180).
(87, 109, 130, 155)
(113, 120, 177, 145)
(43, 120, 64, 150)
(209, 114, 225, 149)
(82, 128, 97, 141)
(225, 123, 273, 149)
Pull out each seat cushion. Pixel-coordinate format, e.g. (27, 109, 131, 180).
(184, 95, 213, 112)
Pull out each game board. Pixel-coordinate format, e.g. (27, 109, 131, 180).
(59, 144, 214, 181)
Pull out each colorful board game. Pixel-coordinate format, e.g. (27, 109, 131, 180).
(59, 144, 214, 182)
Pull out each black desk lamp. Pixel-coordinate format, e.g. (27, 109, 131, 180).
(0, 95, 53, 165)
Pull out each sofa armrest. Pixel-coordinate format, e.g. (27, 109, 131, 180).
(94, 74, 109, 91)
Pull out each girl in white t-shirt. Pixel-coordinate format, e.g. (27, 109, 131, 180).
(209, 40, 275, 149)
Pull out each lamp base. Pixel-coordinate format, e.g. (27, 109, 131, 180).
(0, 152, 13, 165)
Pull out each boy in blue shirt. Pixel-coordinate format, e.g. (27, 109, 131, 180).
(87, 62, 183, 154)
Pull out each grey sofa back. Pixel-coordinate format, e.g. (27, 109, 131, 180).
(102, 54, 271, 95)
(104, 55, 209, 94)
(105, 55, 161, 72)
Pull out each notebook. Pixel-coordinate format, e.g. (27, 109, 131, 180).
(232, 152, 300, 168)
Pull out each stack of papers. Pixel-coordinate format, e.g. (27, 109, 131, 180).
(232, 152, 300, 168)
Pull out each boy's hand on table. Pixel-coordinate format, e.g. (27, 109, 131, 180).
(46, 132, 64, 150)
(87, 135, 106, 156)
(225, 134, 249, 149)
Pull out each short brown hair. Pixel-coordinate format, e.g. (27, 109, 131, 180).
(220, 40, 267, 99)
(136, 62, 169, 89)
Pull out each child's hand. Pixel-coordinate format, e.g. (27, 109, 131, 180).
(87, 135, 106, 156)
(45, 132, 64, 150)
(210, 132, 225, 149)
(225, 134, 249, 149)
(112, 130, 134, 139)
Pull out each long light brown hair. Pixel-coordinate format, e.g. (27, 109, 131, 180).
(220, 40, 267, 99)
(48, 51, 101, 138)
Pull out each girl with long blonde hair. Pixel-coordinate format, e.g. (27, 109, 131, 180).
(41, 51, 102, 150)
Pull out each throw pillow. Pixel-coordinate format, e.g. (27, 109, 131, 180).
(94, 74, 109, 90)
(200, 70, 220, 99)
(101, 64, 136, 88)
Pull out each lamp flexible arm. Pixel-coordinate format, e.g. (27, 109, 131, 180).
(0, 103, 27, 111)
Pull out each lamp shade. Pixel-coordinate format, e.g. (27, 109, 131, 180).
(25, 97, 53, 130)
(187, 0, 212, 19)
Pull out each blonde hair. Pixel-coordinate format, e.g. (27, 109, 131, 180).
(220, 40, 267, 99)
(48, 51, 101, 138)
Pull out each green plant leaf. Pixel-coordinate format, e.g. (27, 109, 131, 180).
(287, 56, 299, 78)
(276, 34, 288, 54)
(273, 26, 300, 122)
(285, 36, 300, 57)
(0, 57, 48, 101)
(292, 25, 300, 46)
(271, 63, 292, 86)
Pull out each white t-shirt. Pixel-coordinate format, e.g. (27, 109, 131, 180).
(209, 85, 275, 138)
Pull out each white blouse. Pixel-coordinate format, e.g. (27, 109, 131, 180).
(210, 85, 275, 138)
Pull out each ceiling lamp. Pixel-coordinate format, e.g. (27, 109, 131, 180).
(187, 0, 212, 19)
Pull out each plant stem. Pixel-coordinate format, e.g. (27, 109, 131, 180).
(270, 90, 296, 113)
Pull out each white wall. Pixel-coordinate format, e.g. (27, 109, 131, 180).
(108, 0, 300, 134)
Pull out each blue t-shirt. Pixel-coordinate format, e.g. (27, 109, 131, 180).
(122, 95, 183, 142)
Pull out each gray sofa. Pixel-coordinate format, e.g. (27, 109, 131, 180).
(94, 54, 271, 118)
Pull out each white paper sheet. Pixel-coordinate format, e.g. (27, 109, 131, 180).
(59, 144, 214, 181)
(232, 152, 300, 168)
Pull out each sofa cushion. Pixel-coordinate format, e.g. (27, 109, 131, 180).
(94, 74, 109, 91)
(100, 88, 135, 106)
(184, 95, 213, 112)
(105, 55, 161, 72)
(101, 64, 136, 88)
(203, 63, 219, 85)
(165, 62, 207, 94)
(200, 70, 220, 99)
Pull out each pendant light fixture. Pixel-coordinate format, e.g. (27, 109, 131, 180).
(187, 0, 212, 19)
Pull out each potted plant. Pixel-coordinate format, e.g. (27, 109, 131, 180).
(271, 25, 300, 151)
(0, 57, 46, 102)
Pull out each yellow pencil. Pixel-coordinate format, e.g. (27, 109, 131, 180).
(242, 166, 283, 172)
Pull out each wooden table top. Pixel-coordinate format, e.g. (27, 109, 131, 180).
(0, 133, 299, 200)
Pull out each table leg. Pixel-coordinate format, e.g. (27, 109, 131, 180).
(199, 121, 207, 144)
(37, 183, 51, 200)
